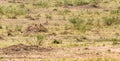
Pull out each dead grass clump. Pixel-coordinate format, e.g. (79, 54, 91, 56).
(25, 24, 48, 33)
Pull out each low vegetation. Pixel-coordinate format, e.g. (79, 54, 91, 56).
(0, 0, 120, 61)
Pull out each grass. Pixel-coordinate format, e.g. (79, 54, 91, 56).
(0, 57, 119, 61)
(41, 57, 120, 61)
(102, 16, 120, 26)
(74, 0, 89, 6)
(0, 0, 120, 60)
(45, 14, 52, 19)
(54, 0, 100, 7)
(33, 1, 49, 8)
(36, 34, 45, 45)
(0, 5, 27, 19)
(69, 16, 92, 32)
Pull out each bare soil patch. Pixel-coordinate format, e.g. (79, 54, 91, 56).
(66, 4, 109, 11)
(0, 44, 120, 59)
(0, 44, 53, 55)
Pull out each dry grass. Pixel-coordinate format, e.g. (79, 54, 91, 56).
(0, 0, 120, 61)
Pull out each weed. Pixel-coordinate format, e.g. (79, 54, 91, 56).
(36, 34, 45, 45)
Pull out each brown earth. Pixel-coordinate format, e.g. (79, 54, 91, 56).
(0, 0, 120, 60)
(0, 44, 52, 55)
(0, 44, 120, 59)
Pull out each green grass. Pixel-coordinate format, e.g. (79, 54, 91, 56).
(102, 16, 120, 26)
(36, 34, 45, 45)
(0, 5, 27, 19)
(33, 1, 49, 8)
(69, 16, 92, 32)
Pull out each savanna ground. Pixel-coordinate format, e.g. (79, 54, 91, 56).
(0, 0, 120, 61)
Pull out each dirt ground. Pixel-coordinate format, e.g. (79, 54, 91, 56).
(0, 0, 120, 61)
(0, 44, 120, 59)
